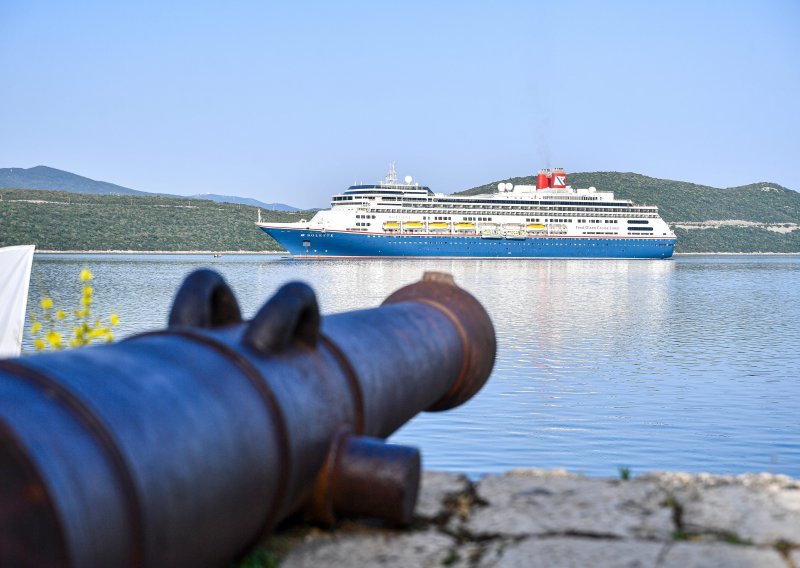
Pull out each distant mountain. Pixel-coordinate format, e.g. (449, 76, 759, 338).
(189, 193, 298, 212)
(0, 165, 146, 196)
(0, 165, 302, 211)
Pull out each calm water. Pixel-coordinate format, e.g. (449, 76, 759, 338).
(21, 254, 800, 478)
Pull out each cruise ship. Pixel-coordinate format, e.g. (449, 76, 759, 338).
(257, 164, 676, 258)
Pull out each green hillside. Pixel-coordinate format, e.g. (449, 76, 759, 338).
(459, 172, 799, 222)
(0, 188, 310, 251)
(459, 172, 800, 252)
(4, 171, 800, 252)
(672, 226, 800, 253)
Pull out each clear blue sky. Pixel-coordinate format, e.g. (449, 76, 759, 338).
(2, 1, 798, 208)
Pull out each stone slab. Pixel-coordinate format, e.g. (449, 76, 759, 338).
(257, 469, 800, 567)
(415, 470, 470, 520)
(466, 469, 673, 540)
(281, 530, 456, 568)
(480, 537, 663, 568)
(642, 472, 800, 545)
(661, 542, 787, 568)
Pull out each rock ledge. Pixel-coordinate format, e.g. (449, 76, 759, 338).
(251, 469, 800, 567)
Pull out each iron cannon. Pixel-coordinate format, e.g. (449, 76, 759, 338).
(0, 270, 495, 567)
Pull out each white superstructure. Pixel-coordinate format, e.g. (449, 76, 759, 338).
(264, 164, 675, 241)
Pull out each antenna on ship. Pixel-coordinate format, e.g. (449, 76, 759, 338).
(386, 161, 398, 185)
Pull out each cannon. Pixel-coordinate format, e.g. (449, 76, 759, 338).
(0, 270, 496, 567)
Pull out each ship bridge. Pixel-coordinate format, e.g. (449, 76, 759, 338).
(332, 162, 433, 206)
(342, 185, 433, 195)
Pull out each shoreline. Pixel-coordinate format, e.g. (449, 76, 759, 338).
(35, 250, 286, 255)
(675, 251, 800, 256)
(32, 250, 800, 256)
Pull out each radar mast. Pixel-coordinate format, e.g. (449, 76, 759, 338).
(385, 161, 398, 185)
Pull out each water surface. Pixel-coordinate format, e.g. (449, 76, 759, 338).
(23, 254, 800, 477)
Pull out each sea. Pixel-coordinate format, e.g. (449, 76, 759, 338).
(20, 254, 800, 478)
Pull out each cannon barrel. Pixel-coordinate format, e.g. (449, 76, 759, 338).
(0, 270, 495, 568)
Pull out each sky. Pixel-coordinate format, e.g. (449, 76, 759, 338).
(1, 1, 798, 209)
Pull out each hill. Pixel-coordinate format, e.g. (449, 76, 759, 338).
(189, 193, 298, 211)
(3, 172, 799, 253)
(0, 166, 146, 196)
(0, 188, 310, 251)
(1, 165, 302, 212)
(457, 172, 800, 252)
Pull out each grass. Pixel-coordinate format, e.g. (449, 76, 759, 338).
(442, 549, 461, 565)
(231, 548, 280, 568)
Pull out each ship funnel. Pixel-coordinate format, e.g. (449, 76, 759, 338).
(536, 169, 550, 190)
(551, 168, 567, 189)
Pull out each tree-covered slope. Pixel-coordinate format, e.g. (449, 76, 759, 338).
(4, 171, 800, 252)
(457, 172, 800, 224)
(189, 193, 299, 211)
(672, 226, 800, 253)
(0, 188, 309, 251)
(457, 172, 800, 252)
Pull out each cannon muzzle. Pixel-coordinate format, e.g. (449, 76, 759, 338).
(0, 270, 495, 568)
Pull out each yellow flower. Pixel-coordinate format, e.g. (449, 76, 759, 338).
(29, 266, 120, 352)
(89, 328, 107, 339)
(46, 331, 62, 348)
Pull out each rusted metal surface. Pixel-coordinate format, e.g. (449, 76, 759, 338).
(328, 434, 421, 526)
(0, 269, 496, 567)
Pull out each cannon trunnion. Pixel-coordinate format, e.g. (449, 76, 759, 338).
(0, 270, 495, 567)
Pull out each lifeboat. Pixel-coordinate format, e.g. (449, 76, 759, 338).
(479, 224, 502, 239)
(383, 221, 400, 230)
(429, 222, 449, 230)
(403, 221, 423, 229)
(526, 223, 546, 231)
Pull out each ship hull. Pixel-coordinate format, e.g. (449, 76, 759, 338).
(260, 227, 675, 259)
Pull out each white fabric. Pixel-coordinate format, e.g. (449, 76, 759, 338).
(0, 245, 35, 358)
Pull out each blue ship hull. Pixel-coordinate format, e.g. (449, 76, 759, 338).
(260, 227, 675, 259)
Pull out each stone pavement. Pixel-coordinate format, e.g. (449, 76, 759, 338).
(252, 469, 800, 567)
